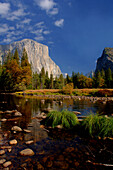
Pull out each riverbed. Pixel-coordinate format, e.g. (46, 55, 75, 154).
(0, 94, 113, 169)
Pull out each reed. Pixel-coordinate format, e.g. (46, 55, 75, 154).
(82, 114, 113, 137)
(45, 110, 79, 128)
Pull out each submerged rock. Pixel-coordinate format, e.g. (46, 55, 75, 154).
(25, 140, 34, 145)
(19, 148, 35, 156)
(11, 126, 22, 132)
(1, 118, 7, 122)
(3, 161, 12, 168)
(0, 150, 5, 155)
(14, 111, 22, 116)
(9, 139, 17, 145)
(0, 159, 6, 164)
(23, 129, 31, 133)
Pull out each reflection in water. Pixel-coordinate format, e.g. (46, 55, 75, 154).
(24, 119, 48, 142)
(0, 93, 113, 130)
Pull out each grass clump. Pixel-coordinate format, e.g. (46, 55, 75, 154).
(82, 114, 113, 138)
(45, 110, 79, 129)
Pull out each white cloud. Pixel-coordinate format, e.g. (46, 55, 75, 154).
(0, 2, 10, 15)
(54, 19, 64, 28)
(0, 24, 9, 34)
(35, 0, 58, 15)
(31, 29, 43, 35)
(6, 3, 29, 21)
(22, 18, 31, 24)
(49, 7, 58, 15)
(35, 36, 44, 41)
(43, 30, 50, 34)
(35, 21, 45, 28)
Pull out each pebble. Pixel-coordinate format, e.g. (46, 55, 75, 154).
(1, 118, 7, 122)
(23, 129, 31, 133)
(0, 159, 6, 164)
(3, 161, 12, 168)
(8, 148, 12, 153)
(19, 148, 35, 156)
(0, 150, 5, 155)
(11, 126, 22, 132)
(14, 111, 22, 116)
(25, 140, 34, 145)
(9, 139, 17, 145)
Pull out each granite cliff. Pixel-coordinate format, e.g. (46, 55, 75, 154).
(95, 47, 113, 73)
(0, 39, 61, 77)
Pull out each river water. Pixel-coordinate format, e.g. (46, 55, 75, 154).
(0, 94, 113, 169)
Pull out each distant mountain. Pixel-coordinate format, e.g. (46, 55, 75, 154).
(0, 39, 61, 77)
(95, 47, 113, 73)
(85, 70, 94, 78)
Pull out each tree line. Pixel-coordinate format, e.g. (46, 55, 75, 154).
(0, 48, 113, 91)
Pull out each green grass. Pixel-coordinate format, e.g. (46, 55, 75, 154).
(82, 114, 113, 137)
(45, 110, 79, 129)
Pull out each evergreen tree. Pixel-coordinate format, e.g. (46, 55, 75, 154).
(105, 68, 112, 88)
(45, 71, 50, 89)
(13, 48, 19, 64)
(21, 48, 32, 87)
(50, 73, 53, 89)
(40, 67, 45, 89)
(32, 72, 40, 89)
(59, 74, 64, 89)
(95, 71, 104, 88)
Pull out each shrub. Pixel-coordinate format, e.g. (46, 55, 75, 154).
(45, 110, 79, 129)
(82, 114, 113, 137)
(62, 83, 74, 95)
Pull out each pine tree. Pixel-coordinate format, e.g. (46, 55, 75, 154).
(40, 67, 45, 89)
(45, 71, 50, 89)
(50, 73, 53, 89)
(21, 48, 32, 87)
(13, 48, 19, 64)
(105, 68, 112, 88)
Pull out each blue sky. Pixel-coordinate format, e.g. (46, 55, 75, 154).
(0, 0, 113, 75)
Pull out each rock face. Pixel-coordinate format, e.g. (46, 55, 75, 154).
(0, 39, 61, 77)
(95, 47, 113, 73)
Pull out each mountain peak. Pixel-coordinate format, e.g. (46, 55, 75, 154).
(0, 39, 61, 77)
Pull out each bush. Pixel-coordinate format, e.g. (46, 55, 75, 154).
(62, 83, 74, 95)
(82, 114, 113, 137)
(45, 110, 79, 129)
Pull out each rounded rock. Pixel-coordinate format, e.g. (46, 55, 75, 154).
(19, 148, 35, 156)
(9, 139, 17, 145)
(3, 161, 12, 168)
(0, 159, 6, 164)
(25, 140, 34, 145)
(11, 126, 22, 132)
(0, 150, 5, 155)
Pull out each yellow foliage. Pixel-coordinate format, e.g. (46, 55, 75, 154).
(62, 83, 74, 94)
